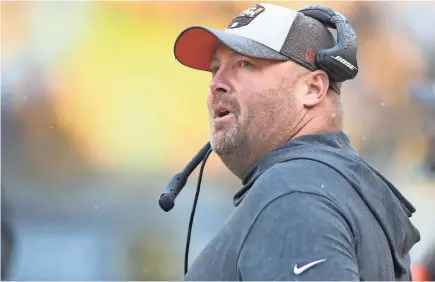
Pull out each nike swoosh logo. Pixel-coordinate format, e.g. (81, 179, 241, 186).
(293, 259, 326, 275)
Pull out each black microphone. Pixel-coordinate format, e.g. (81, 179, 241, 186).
(159, 142, 212, 212)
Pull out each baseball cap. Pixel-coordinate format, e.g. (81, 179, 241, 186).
(174, 3, 341, 93)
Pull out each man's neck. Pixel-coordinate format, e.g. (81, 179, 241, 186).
(221, 116, 342, 180)
(291, 113, 342, 141)
(220, 151, 258, 180)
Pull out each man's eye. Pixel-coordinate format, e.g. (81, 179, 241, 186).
(238, 60, 253, 68)
(210, 66, 219, 75)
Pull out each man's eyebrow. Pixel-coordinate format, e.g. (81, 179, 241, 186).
(211, 51, 241, 62)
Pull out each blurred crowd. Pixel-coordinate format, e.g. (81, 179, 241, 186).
(2, 1, 435, 280)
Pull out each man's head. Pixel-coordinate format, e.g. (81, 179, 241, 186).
(174, 3, 346, 178)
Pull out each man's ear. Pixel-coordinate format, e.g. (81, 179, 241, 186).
(301, 70, 330, 108)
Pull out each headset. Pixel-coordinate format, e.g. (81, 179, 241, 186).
(299, 5, 359, 83)
(158, 5, 359, 276)
(159, 142, 211, 212)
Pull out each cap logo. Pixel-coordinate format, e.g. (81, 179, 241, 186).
(305, 48, 315, 63)
(227, 4, 265, 29)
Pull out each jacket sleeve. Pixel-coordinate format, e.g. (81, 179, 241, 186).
(237, 191, 360, 281)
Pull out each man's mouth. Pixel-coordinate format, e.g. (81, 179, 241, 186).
(218, 110, 230, 118)
(215, 105, 232, 119)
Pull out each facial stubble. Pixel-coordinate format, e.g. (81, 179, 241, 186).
(210, 80, 299, 176)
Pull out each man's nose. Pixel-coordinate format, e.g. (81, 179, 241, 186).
(209, 74, 231, 96)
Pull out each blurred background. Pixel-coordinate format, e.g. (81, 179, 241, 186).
(1, 1, 435, 280)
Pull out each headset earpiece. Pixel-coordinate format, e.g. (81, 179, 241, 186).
(299, 5, 359, 83)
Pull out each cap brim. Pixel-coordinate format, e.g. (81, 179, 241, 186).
(410, 83, 435, 110)
(174, 26, 289, 72)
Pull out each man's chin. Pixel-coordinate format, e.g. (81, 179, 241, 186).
(211, 135, 235, 156)
(210, 138, 228, 155)
(210, 123, 245, 155)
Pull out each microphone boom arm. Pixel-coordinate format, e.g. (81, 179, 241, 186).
(158, 142, 212, 212)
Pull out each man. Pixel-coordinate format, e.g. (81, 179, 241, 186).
(173, 3, 420, 280)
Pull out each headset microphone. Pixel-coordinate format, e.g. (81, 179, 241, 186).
(159, 142, 212, 212)
(158, 142, 213, 275)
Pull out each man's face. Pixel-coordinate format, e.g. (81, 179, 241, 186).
(207, 45, 307, 164)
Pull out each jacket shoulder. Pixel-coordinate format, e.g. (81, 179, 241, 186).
(249, 158, 352, 202)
